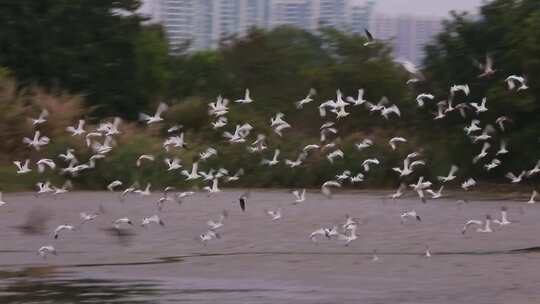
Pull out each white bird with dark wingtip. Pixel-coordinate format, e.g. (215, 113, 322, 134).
(14, 159, 32, 174)
(37, 158, 56, 173)
(527, 160, 540, 177)
(392, 157, 425, 177)
(310, 226, 338, 242)
(363, 28, 375, 46)
(164, 157, 182, 171)
(337, 224, 358, 246)
(327, 149, 344, 164)
(113, 217, 133, 229)
(464, 120, 482, 135)
(53, 224, 75, 239)
(416, 93, 434, 107)
(199, 230, 220, 244)
(477, 54, 496, 78)
(400, 210, 421, 223)
(505, 75, 528, 91)
(450, 84, 470, 97)
(139, 102, 168, 124)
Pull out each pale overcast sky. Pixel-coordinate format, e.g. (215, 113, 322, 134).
(357, 0, 486, 17)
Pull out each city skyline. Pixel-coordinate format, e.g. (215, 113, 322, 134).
(138, 0, 473, 64)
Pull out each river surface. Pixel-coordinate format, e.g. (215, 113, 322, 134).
(0, 190, 539, 303)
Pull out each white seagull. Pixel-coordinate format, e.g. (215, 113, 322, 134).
(234, 89, 253, 104)
(14, 159, 32, 174)
(438, 165, 459, 183)
(139, 102, 168, 124)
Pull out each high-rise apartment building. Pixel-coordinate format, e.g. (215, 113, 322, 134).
(141, 0, 442, 64)
(371, 14, 442, 64)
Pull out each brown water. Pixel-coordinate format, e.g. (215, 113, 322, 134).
(0, 190, 539, 303)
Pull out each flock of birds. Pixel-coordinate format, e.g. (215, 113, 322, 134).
(4, 31, 540, 261)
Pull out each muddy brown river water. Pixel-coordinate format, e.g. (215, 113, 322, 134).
(0, 190, 539, 303)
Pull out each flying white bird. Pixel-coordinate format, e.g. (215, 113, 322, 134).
(225, 168, 244, 182)
(37, 245, 57, 259)
(337, 224, 358, 246)
(292, 189, 306, 204)
(211, 116, 228, 129)
(363, 28, 375, 46)
(208, 95, 230, 116)
(484, 158, 501, 171)
(389, 183, 406, 199)
(362, 158, 380, 172)
(505, 171, 526, 183)
(450, 84, 470, 97)
(477, 54, 496, 78)
(493, 206, 511, 226)
(310, 226, 338, 242)
(381, 104, 401, 119)
(134, 183, 152, 196)
(471, 125, 495, 143)
(66, 120, 86, 136)
(496, 140, 509, 155)
(462, 214, 492, 234)
(31, 109, 49, 126)
(416, 93, 434, 107)
(14, 159, 32, 174)
(141, 215, 165, 227)
(346, 89, 368, 106)
(355, 138, 373, 151)
(321, 180, 341, 198)
(326, 149, 344, 163)
(23, 130, 50, 150)
(107, 180, 123, 192)
(261, 149, 280, 166)
(438, 165, 459, 182)
(392, 157, 425, 177)
(495, 116, 513, 132)
(234, 89, 253, 104)
(426, 186, 445, 199)
(164, 157, 182, 171)
(136, 154, 155, 167)
(199, 230, 220, 244)
(36, 159, 56, 173)
(527, 160, 540, 177)
(473, 142, 491, 164)
(199, 147, 218, 161)
(505, 75, 528, 91)
(207, 210, 228, 230)
(139, 102, 168, 124)
(462, 178, 477, 191)
(0, 192, 7, 207)
(470, 97, 488, 114)
(53, 224, 75, 239)
(400, 210, 422, 223)
(264, 208, 282, 221)
(295, 88, 316, 109)
(80, 211, 99, 224)
(113, 217, 134, 229)
(389, 137, 407, 150)
(182, 162, 201, 180)
(464, 120, 482, 135)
